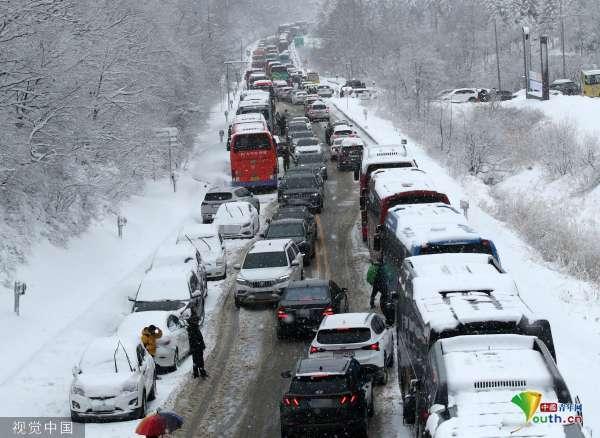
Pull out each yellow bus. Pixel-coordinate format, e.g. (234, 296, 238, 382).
(581, 69, 600, 97)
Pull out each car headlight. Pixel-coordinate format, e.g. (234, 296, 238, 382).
(276, 274, 291, 283)
(283, 194, 289, 199)
(237, 277, 249, 285)
(242, 222, 251, 227)
(122, 381, 138, 393)
(71, 385, 85, 396)
(311, 193, 319, 197)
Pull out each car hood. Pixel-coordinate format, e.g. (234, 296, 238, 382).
(239, 267, 291, 281)
(74, 372, 134, 397)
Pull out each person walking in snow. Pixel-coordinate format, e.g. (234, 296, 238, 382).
(187, 308, 207, 379)
(141, 325, 162, 357)
(219, 129, 225, 143)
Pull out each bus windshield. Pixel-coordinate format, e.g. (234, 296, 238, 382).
(232, 133, 272, 151)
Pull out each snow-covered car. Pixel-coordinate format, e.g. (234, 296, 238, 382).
(131, 263, 207, 323)
(550, 78, 580, 95)
(330, 124, 357, 146)
(317, 85, 334, 98)
(214, 201, 260, 239)
(233, 239, 304, 307)
(306, 100, 330, 122)
(148, 243, 208, 298)
(177, 224, 226, 280)
(330, 137, 345, 160)
(290, 116, 311, 130)
(293, 144, 323, 158)
(308, 312, 394, 384)
(117, 311, 190, 372)
(70, 336, 156, 422)
(351, 88, 370, 99)
(200, 186, 260, 224)
(291, 90, 308, 105)
(436, 88, 479, 103)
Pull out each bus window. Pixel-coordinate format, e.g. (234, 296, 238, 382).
(232, 133, 272, 151)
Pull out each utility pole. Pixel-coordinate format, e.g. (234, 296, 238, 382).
(560, 0, 566, 78)
(522, 26, 530, 98)
(541, 36, 550, 100)
(240, 39, 243, 61)
(226, 63, 230, 110)
(493, 19, 502, 92)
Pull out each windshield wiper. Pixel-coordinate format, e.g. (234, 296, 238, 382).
(225, 203, 233, 218)
(199, 237, 212, 251)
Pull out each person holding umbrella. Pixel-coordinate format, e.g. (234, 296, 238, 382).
(186, 307, 208, 379)
(136, 409, 184, 437)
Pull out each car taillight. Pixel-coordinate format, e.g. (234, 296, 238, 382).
(322, 307, 334, 316)
(362, 342, 379, 351)
(283, 397, 300, 407)
(277, 307, 288, 319)
(340, 393, 358, 405)
(481, 239, 490, 247)
(309, 345, 324, 354)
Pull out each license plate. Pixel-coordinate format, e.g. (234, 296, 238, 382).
(296, 309, 310, 317)
(92, 401, 114, 412)
(334, 351, 355, 358)
(251, 176, 259, 181)
(309, 398, 335, 408)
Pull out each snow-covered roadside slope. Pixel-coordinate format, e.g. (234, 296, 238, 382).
(0, 101, 241, 437)
(329, 95, 599, 432)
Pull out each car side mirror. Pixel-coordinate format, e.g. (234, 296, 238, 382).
(291, 260, 300, 267)
(72, 365, 81, 377)
(233, 263, 241, 270)
(259, 232, 265, 238)
(281, 370, 292, 378)
(128, 296, 135, 302)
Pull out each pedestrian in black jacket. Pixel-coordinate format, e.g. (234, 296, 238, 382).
(186, 308, 207, 379)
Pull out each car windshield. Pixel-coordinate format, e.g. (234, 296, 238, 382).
(284, 177, 315, 189)
(81, 343, 133, 374)
(335, 130, 353, 136)
(297, 154, 324, 164)
(296, 138, 319, 147)
(134, 300, 186, 312)
(292, 131, 313, 139)
(290, 375, 348, 395)
(284, 286, 329, 301)
(288, 124, 306, 131)
(243, 251, 288, 269)
(312, 104, 326, 110)
(267, 223, 304, 238)
(317, 328, 371, 344)
(205, 192, 232, 201)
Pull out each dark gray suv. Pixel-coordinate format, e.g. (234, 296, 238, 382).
(278, 174, 323, 214)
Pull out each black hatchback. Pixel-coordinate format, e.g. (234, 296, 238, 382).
(276, 279, 348, 338)
(280, 357, 373, 438)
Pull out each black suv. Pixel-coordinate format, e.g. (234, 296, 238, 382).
(278, 174, 323, 213)
(274, 206, 316, 239)
(280, 358, 373, 438)
(263, 218, 316, 263)
(276, 279, 348, 338)
(293, 151, 328, 181)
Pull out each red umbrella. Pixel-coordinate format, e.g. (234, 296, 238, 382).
(135, 414, 167, 436)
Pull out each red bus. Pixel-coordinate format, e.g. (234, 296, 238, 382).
(229, 121, 278, 189)
(356, 144, 418, 241)
(364, 168, 449, 257)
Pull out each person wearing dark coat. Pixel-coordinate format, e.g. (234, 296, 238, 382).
(370, 263, 394, 323)
(186, 308, 207, 379)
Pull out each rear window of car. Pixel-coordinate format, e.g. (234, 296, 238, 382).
(205, 192, 232, 201)
(317, 328, 371, 344)
(296, 138, 319, 146)
(311, 104, 326, 110)
(284, 286, 329, 301)
(335, 130, 353, 136)
(290, 375, 348, 394)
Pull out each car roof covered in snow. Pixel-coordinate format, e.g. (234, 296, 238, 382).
(319, 312, 373, 329)
(371, 168, 438, 199)
(332, 124, 353, 133)
(177, 223, 219, 242)
(136, 265, 192, 302)
(340, 137, 365, 147)
(410, 264, 530, 332)
(433, 335, 564, 438)
(117, 311, 175, 339)
(361, 144, 413, 172)
(150, 244, 198, 269)
(249, 238, 292, 253)
(214, 201, 254, 222)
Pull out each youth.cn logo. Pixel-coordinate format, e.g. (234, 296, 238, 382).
(511, 390, 542, 433)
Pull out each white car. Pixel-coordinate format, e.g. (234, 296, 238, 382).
(290, 116, 311, 130)
(330, 137, 345, 160)
(177, 224, 226, 280)
(308, 312, 394, 384)
(437, 88, 479, 103)
(291, 90, 308, 105)
(70, 336, 156, 422)
(117, 311, 190, 372)
(214, 201, 260, 239)
(234, 239, 304, 307)
(293, 144, 322, 158)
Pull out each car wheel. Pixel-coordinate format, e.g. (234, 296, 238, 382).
(135, 391, 147, 419)
(148, 375, 157, 401)
(368, 386, 375, 417)
(468, 97, 476, 102)
(300, 270, 304, 280)
(387, 350, 394, 368)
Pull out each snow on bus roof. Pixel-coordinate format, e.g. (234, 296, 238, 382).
(411, 266, 529, 332)
(231, 113, 266, 125)
(238, 98, 269, 108)
(386, 203, 477, 248)
(372, 168, 436, 198)
(404, 253, 495, 270)
(361, 144, 412, 172)
(231, 121, 269, 135)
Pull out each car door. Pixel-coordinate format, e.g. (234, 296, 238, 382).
(285, 246, 298, 280)
(136, 344, 153, 393)
(371, 315, 391, 358)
